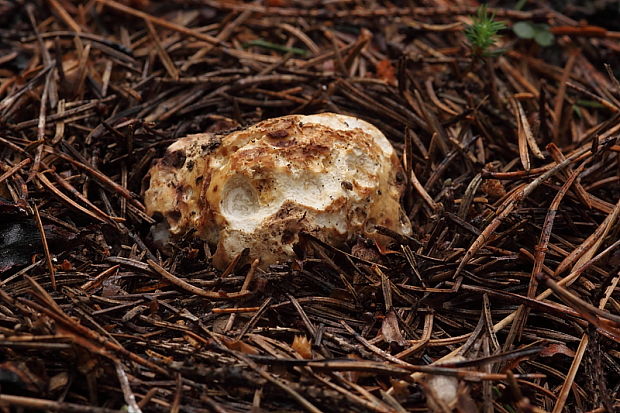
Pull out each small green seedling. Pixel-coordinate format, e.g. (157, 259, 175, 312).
(465, 5, 507, 58)
(513, 21, 555, 47)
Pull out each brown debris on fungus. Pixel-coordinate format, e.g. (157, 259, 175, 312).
(145, 113, 412, 269)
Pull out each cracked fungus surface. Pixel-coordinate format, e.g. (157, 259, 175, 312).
(144, 113, 412, 269)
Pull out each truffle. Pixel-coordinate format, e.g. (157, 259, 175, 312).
(144, 113, 412, 269)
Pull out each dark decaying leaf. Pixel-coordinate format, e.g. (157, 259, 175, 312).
(381, 310, 407, 346)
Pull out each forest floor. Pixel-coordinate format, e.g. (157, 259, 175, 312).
(0, 0, 619, 412)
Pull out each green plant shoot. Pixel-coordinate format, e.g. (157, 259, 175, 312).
(465, 5, 507, 57)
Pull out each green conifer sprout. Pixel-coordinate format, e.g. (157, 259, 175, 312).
(465, 5, 507, 57)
